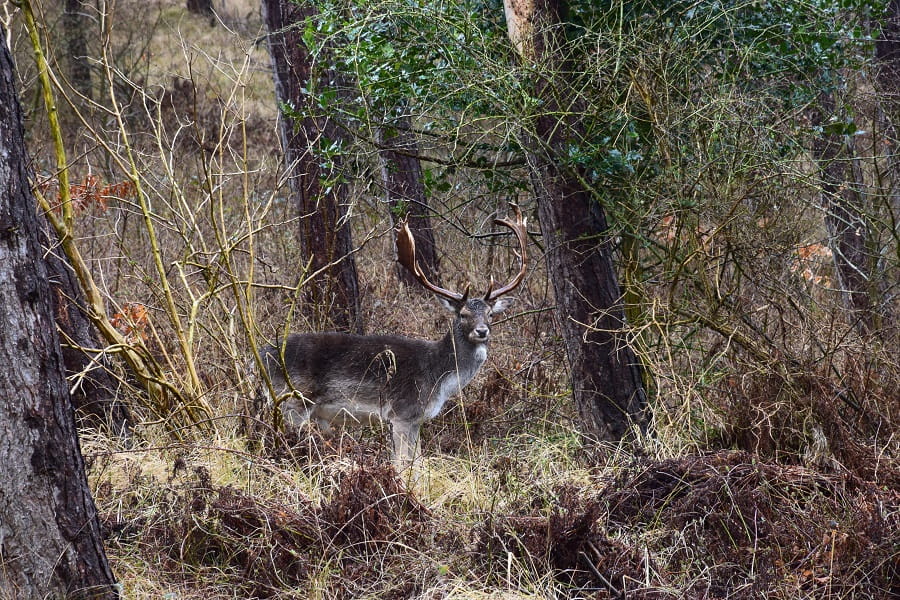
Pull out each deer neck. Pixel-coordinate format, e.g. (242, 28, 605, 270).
(438, 323, 488, 381)
(420, 325, 488, 421)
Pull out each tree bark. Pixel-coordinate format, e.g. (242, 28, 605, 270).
(0, 26, 118, 599)
(531, 169, 649, 441)
(262, 0, 362, 333)
(502, 0, 648, 441)
(377, 116, 441, 287)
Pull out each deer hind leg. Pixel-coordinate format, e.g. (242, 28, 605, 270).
(280, 393, 314, 430)
(390, 420, 421, 472)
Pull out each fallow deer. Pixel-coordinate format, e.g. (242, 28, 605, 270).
(257, 205, 528, 470)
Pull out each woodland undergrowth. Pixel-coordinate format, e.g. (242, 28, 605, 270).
(7, 0, 898, 598)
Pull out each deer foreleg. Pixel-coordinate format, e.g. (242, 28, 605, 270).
(390, 420, 421, 472)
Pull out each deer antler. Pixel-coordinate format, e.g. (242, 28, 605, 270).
(484, 203, 528, 301)
(397, 220, 468, 302)
(397, 203, 527, 303)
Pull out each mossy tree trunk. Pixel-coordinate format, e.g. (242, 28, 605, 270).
(502, 0, 649, 442)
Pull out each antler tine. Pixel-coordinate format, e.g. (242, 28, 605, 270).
(484, 275, 495, 300)
(396, 220, 466, 302)
(485, 203, 528, 301)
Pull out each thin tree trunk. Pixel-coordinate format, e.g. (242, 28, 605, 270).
(811, 94, 876, 331)
(262, 0, 362, 332)
(502, 0, 648, 441)
(874, 0, 900, 324)
(377, 116, 441, 287)
(0, 26, 118, 599)
(63, 0, 92, 100)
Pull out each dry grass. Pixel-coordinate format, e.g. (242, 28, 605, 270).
(84, 420, 898, 598)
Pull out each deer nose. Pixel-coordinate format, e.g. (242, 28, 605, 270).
(473, 326, 489, 339)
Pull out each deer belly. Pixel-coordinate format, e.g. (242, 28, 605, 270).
(310, 380, 391, 427)
(312, 401, 387, 427)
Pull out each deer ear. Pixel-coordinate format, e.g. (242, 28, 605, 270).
(438, 297, 459, 313)
(491, 297, 515, 314)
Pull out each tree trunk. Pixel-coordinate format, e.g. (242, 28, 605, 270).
(262, 0, 362, 333)
(186, 0, 214, 17)
(810, 94, 876, 331)
(876, 0, 900, 89)
(874, 0, 900, 325)
(502, 0, 648, 441)
(377, 116, 441, 287)
(0, 26, 118, 599)
(63, 0, 92, 100)
(531, 171, 649, 441)
(45, 244, 131, 436)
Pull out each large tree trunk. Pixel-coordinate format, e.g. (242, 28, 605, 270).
(502, 0, 648, 441)
(377, 115, 441, 287)
(262, 0, 362, 333)
(532, 172, 649, 441)
(0, 26, 118, 599)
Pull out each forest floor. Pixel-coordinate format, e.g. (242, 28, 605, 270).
(84, 417, 898, 599)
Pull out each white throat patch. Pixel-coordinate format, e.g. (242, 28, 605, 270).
(425, 343, 488, 420)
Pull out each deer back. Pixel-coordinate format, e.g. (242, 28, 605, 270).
(260, 331, 450, 423)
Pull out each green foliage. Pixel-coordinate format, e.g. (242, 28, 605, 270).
(291, 0, 887, 210)
(290, 0, 529, 202)
(304, 0, 509, 113)
(290, 3, 898, 430)
(306, 0, 890, 231)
